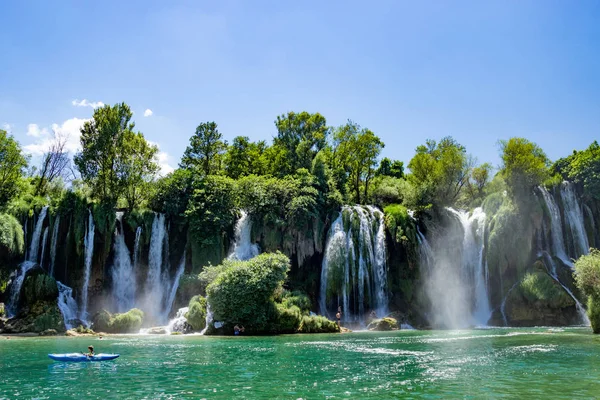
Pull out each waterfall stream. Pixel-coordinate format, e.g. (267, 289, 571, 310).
(163, 252, 186, 322)
(39, 227, 49, 270)
(319, 206, 389, 323)
(228, 210, 260, 261)
(6, 261, 37, 317)
(49, 215, 60, 277)
(166, 307, 189, 334)
(539, 187, 572, 267)
(27, 206, 48, 263)
(560, 182, 590, 258)
(133, 226, 142, 270)
(80, 210, 95, 323)
(57, 281, 79, 330)
(144, 213, 169, 323)
(111, 212, 136, 312)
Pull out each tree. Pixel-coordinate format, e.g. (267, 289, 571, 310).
(376, 157, 404, 179)
(35, 131, 72, 196)
(272, 111, 329, 176)
(574, 249, 600, 333)
(331, 121, 384, 203)
(119, 132, 159, 211)
(181, 122, 227, 175)
(223, 136, 268, 179)
(0, 129, 28, 208)
(499, 137, 549, 199)
(464, 162, 493, 203)
(74, 103, 136, 205)
(407, 137, 472, 207)
(553, 141, 600, 200)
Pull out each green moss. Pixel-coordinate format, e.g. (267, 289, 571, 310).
(185, 295, 207, 331)
(481, 192, 505, 216)
(367, 317, 399, 331)
(518, 272, 574, 309)
(0, 213, 24, 257)
(23, 273, 58, 305)
(92, 308, 144, 333)
(92, 310, 112, 332)
(297, 315, 339, 333)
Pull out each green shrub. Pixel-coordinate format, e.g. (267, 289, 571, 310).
(273, 304, 303, 333)
(185, 295, 207, 331)
(206, 252, 290, 333)
(587, 297, 600, 334)
(281, 291, 311, 313)
(92, 308, 144, 333)
(298, 315, 339, 333)
(574, 249, 600, 333)
(519, 272, 573, 309)
(0, 213, 24, 257)
(367, 317, 399, 331)
(92, 310, 112, 332)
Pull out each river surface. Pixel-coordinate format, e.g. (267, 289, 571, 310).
(1, 327, 599, 399)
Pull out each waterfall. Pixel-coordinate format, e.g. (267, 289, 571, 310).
(319, 206, 389, 323)
(539, 251, 590, 325)
(145, 213, 168, 322)
(57, 281, 79, 330)
(27, 206, 48, 263)
(228, 210, 260, 261)
(80, 210, 95, 322)
(163, 252, 186, 322)
(23, 217, 28, 261)
(200, 304, 213, 335)
(500, 281, 520, 326)
(111, 212, 136, 312)
(49, 215, 60, 277)
(539, 187, 572, 267)
(560, 182, 590, 258)
(6, 261, 37, 317)
(39, 227, 49, 270)
(166, 307, 189, 334)
(133, 226, 142, 270)
(420, 207, 489, 328)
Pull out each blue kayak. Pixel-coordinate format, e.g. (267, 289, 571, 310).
(48, 353, 120, 362)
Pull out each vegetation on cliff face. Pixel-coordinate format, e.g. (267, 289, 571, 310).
(574, 250, 600, 333)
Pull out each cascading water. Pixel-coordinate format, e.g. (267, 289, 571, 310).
(200, 304, 213, 335)
(145, 213, 168, 322)
(28, 206, 48, 263)
(57, 281, 79, 330)
(166, 307, 189, 334)
(133, 226, 142, 270)
(163, 252, 186, 322)
(39, 227, 49, 270)
(6, 261, 37, 317)
(420, 207, 490, 328)
(560, 182, 590, 258)
(500, 281, 520, 326)
(228, 210, 260, 261)
(319, 206, 389, 323)
(80, 210, 95, 322)
(539, 186, 572, 267)
(49, 215, 60, 277)
(111, 212, 136, 312)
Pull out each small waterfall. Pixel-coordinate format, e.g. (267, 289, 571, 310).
(200, 304, 213, 335)
(6, 261, 37, 317)
(163, 252, 186, 322)
(28, 206, 48, 263)
(319, 206, 389, 322)
(539, 187, 572, 267)
(539, 251, 590, 325)
(416, 226, 434, 271)
(560, 182, 590, 258)
(111, 212, 136, 312)
(49, 215, 60, 277)
(133, 226, 142, 270)
(166, 307, 189, 334)
(57, 282, 79, 330)
(39, 227, 49, 270)
(23, 217, 28, 261)
(228, 210, 260, 261)
(500, 281, 520, 326)
(80, 210, 95, 322)
(145, 213, 168, 322)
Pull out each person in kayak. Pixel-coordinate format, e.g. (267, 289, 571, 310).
(84, 345, 94, 357)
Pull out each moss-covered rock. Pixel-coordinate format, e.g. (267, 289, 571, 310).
(2, 301, 64, 333)
(22, 272, 58, 305)
(367, 317, 400, 331)
(185, 295, 207, 331)
(298, 315, 339, 333)
(91, 308, 144, 333)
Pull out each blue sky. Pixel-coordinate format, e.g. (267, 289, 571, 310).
(1, 0, 599, 174)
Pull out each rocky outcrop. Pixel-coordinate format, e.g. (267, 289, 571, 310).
(367, 317, 400, 331)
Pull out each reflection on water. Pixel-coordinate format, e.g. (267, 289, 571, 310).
(1, 327, 598, 399)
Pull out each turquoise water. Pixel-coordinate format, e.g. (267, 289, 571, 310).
(1, 328, 599, 399)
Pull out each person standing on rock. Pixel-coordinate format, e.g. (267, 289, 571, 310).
(336, 306, 342, 328)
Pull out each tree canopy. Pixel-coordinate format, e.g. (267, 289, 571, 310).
(181, 122, 227, 175)
(499, 137, 549, 200)
(0, 129, 28, 208)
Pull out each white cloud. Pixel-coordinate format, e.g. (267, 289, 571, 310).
(148, 140, 175, 176)
(143, 109, 153, 117)
(2, 123, 12, 132)
(23, 117, 89, 155)
(26, 123, 49, 137)
(72, 99, 105, 109)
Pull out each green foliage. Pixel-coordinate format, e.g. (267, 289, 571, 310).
(120, 132, 159, 211)
(0, 213, 24, 257)
(553, 141, 600, 200)
(271, 111, 328, 176)
(376, 158, 404, 179)
(518, 272, 574, 309)
(0, 129, 29, 208)
(407, 136, 471, 208)
(367, 317, 399, 331)
(281, 290, 312, 313)
(185, 175, 237, 246)
(370, 177, 415, 208)
(149, 168, 193, 217)
(180, 122, 227, 175)
(574, 249, 600, 300)
(499, 137, 549, 200)
(224, 136, 268, 179)
(185, 295, 207, 331)
(587, 296, 600, 334)
(206, 252, 290, 333)
(384, 204, 415, 244)
(330, 120, 384, 204)
(481, 191, 505, 216)
(23, 273, 59, 305)
(297, 315, 339, 333)
(92, 308, 145, 333)
(272, 304, 303, 333)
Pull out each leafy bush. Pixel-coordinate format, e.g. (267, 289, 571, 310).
(281, 290, 311, 313)
(206, 252, 290, 333)
(367, 317, 399, 331)
(518, 272, 573, 309)
(272, 304, 303, 333)
(574, 249, 600, 333)
(298, 315, 339, 333)
(587, 296, 600, 334)
(185, 295, 207, 331)
(384, 204, 415, 244)
(0, 213, 24, 257)
(92, 308, 144, 333)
